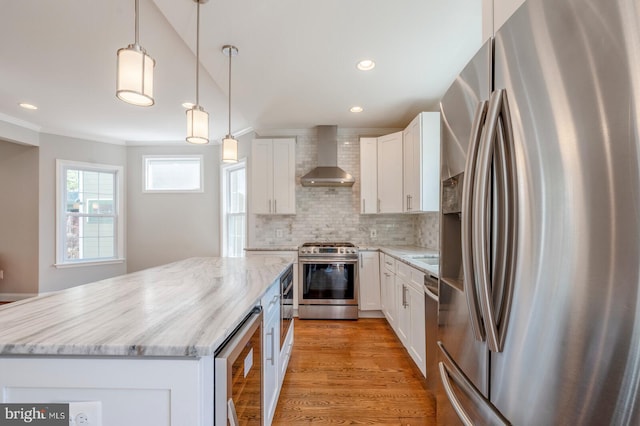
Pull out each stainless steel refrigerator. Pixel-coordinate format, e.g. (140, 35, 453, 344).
(438, 0, 640, 424)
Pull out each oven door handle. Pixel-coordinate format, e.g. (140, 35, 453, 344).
(299, 258, 358, 264)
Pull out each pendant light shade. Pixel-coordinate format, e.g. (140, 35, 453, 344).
(116, 0, 155, 107)
(186, 0, 209, 144)
(222, 136, 238, 162)
(221, 45, 239, 163)
(186, 105, 209, 144)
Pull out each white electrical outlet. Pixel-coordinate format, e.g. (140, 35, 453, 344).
(69, 401, 102, 426)
(370, 229, 377, 238)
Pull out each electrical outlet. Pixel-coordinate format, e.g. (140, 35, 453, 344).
(276, 229, 284, 239)
(370, 229, 377, 238)
(69, 401, 102, 426)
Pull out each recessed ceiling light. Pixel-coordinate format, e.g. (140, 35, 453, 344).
(182, 102, 195, 109)
(357, 59, 375, 71)
(350, 106, 363, 113)
(19, 102, 38, 110)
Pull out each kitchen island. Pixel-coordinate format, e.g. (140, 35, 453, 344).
(0, 256, 293, 425)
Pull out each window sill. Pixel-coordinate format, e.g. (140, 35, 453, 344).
(54, 258, 126, 269)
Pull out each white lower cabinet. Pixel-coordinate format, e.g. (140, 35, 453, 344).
(262, 281, 281, 426)
(380, 253, 397, 328)
(380, 253, 427, 377)
(359, 251, 381, 311)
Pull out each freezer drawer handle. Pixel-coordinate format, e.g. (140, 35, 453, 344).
(461, 100, 488, 342)
(438, 362, 474, 426)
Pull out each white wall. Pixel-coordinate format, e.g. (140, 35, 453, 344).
(38, 134, 127, 293)
(0, 140, 39, 299)
(482, 0, 527, 41)
(126, 145, 220, 273)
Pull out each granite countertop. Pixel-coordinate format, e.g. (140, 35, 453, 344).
(360, 245, 440, 277)
(0, 256, 293, 358)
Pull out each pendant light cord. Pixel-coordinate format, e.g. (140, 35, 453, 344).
(195, 1, 201, 106)
(134, 0, 140, 46)
(228, 48, 232, 136)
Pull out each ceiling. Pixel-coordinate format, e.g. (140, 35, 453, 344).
(0, 0, 481, 146)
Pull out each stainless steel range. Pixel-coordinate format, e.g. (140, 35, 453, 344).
(298, 242, 359, 319)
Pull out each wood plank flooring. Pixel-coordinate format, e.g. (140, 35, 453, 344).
(273, 318, 436, 425)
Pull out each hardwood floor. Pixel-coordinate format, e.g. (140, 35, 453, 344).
(273, 318, 436, 425)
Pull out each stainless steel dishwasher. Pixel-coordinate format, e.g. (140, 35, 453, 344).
(424, 273, 439, 391)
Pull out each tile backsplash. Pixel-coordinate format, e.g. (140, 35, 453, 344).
(250, 128, 440, 251)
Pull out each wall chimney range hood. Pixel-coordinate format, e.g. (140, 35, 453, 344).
(301, 125, 355, 187)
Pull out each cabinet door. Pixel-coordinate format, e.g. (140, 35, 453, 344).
(251, 139, 274, 214)
(408, 283, 427, 377)
(359, 251, 381, 310)
(377, 132, 404, 213)
(381, 267, 396, 326)
(403, 114, 421, 212)
(272, 138, 296, 214)
(263, 311, 280, 425)
(360, 137, 378, 214)
(419, 112, 441, 212)
(396, 277, 410, 346)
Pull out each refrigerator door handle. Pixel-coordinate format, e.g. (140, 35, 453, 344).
(462, 100, 488, 342)
(477, 89, 518, 353)
(474, 89, 502, 352)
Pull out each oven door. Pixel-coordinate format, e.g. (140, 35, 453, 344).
(299, 259, 358, 305)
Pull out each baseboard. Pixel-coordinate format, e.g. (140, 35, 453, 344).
(0, 293, 38, 302)
(358, 310, 385, 319)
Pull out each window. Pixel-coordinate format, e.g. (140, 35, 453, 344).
(56, 160, 124, 266)
(143, 155, 203, 192)
(221, 161, 246, 257)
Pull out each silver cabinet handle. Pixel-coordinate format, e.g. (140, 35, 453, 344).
(274, 199, 277, 213)
(402, 284, 407, 307)
(377, 198, 381, 213)
(359, 253, 363, 267)
(362, 198, 365, 213)
(266, 327, 275, 365)
(268, 199, 272, 214)
(462, 101, 487, 342)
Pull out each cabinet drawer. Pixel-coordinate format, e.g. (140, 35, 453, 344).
(261, 281, 280, 318)
(396, 261, 411, 279)
(397, 262, 425, 292)
(383, 254, 396, 272)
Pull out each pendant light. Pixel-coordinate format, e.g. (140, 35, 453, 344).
(116, 0, 155, 106)
(221, 45, 239, 163)
(186, 0, 209, 144)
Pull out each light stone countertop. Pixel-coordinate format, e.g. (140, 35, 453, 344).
(0, 256, 293, 358)
(244, 246, 298, 251)
(359, 245, 440, 277)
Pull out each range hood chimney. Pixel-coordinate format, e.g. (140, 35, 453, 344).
(301, 125, 355, 187)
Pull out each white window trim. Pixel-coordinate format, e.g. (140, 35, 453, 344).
(142, 154, 204, 193)
(55, 159, 125, 267)
(220, 158, 247, 257)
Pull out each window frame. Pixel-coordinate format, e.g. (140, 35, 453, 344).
(55, 159, 125, 268)
(221, 159, 247, 257)
(142, 155, 204, 193)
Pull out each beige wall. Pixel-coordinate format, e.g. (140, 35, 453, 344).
(126, 145, 221, 273)
(38, 133, 127, 293)
(0, 140, 39, 299)
(482, 0, 527, 41)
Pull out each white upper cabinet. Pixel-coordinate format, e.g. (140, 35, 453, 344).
(251, 138, 296, 215)
(377, 131, 404, 213)
(359, 137, 378, 214)
(402, 112, 440, 213)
